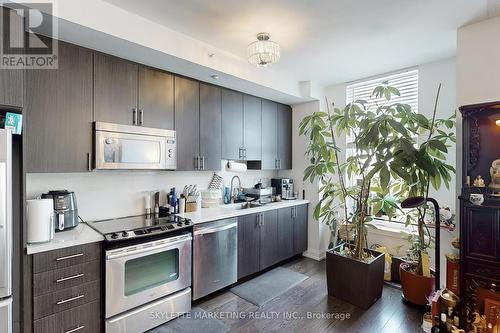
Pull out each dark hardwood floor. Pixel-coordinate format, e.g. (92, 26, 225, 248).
(196, 257, 425, 333)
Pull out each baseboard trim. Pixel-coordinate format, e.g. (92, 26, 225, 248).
(303, 248, 326, 261)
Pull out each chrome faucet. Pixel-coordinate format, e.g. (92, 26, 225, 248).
(230, 176, 242, 203)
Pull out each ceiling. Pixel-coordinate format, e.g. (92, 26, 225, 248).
(104, 0, 495, 86)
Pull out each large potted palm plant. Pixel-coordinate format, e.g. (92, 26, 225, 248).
(300, 82, 455, 309)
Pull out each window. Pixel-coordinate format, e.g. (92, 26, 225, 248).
(344, 69, 419, 219)
(345, 69, 418, 144)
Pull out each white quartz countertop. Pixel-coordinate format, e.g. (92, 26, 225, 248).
(178, 199, 309, 224)
(26, 223, 104, 255)
(25, 200, 309, 254)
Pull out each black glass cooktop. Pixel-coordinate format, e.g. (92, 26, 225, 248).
(87, 214, 192, 242)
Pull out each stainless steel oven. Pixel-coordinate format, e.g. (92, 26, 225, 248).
(94, 122, 176, 170)
(105, 233, 192, 325)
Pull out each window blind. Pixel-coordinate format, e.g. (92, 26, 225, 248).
(346, 69, 419, 115)
(345, 69, 418, 144)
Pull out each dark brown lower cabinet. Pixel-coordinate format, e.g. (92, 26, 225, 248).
(277, 208, 294, 262)
(259, 210, 279, 270)
(33, 301, 101, 333)
(32, 242, 102, 333)
(237, 205, 308, 279)
(293, 205, 308, 255)
(237, 213, 261, 279)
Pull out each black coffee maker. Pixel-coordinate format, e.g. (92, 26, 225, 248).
(41, 190, 79, 231)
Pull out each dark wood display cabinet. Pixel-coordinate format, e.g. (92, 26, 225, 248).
(458, 101, 500, 331)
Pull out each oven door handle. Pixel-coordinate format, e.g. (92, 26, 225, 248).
(106, 236, 192, 260)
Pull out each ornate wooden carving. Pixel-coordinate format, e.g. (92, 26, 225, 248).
(469, 118, 480, 171)
(465, 278, 500, 331)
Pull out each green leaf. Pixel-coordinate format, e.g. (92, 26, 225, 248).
(388, 119, 409, 138)
(428, 140, 448, 153)
(380, 166, 390, 190)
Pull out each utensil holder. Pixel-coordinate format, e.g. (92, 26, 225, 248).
(185, 202, 197, 213)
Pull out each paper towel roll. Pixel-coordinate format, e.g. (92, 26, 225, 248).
(225, 161, 247, 173)
(26, 198, 54, 244)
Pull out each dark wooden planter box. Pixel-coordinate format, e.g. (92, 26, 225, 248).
(326, 245, 385, 309)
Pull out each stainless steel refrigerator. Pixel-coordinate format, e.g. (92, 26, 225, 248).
(0, 128, 12, 333)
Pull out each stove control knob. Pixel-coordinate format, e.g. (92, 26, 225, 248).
(184, 221, 190, 225)
(110, 233, 119, 239)
(177, 222, 183, 227)
(122, 231, 129, 237)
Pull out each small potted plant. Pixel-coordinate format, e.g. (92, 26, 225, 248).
(391, 85, 456, 306)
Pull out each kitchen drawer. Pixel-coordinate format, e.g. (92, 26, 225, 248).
(34, 260, 101, 296)
(33, 243, 101, 273)
(34, 280, 100, 320)
(34, 300, 101, 333)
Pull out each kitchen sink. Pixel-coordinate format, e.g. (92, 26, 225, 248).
(224, 202, 262, 210)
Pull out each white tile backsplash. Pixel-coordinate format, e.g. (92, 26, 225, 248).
(27, 161, 278, 221)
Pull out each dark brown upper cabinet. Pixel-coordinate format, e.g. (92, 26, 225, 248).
(94, 53, 138, 126)
(0, 7, 23, 108)
(138, 66, 174, 129)
(261, 100, 278, 169)
(94, 54, 174, 129)
(277, 104, 292, 169)
(199, 83, 222, 171)
(243, 95, 262, 160)
(176, 80, 221, 171)
(25, 41, 93, 173)
(174, 76, 200, 171)
(221, 89, 243, 160)
(261, 101, 292, 170)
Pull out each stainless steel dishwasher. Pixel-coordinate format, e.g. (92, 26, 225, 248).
(193, 218, 237, 300)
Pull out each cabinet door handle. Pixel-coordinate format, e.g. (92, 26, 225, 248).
(55, 253, 84, 262)
(56, 294, 85, 305)
(139, 109, 144, 126)
(56, 273, 84, 283)
(194, 156, 199, 170)
(132, 108, 137, 125)
(63, 325, 85, 333)
(201, 156, 205, 170)
(87, 152, 91, 171)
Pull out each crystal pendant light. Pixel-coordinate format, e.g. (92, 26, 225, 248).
(247, 32, 280, 67)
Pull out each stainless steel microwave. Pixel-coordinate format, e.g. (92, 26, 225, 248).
(94, 122, 176, 170)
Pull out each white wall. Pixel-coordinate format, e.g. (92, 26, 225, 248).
(27, 162, 277, 221)
(457, 15, 500, 106)
(419, 58, 457, 212)
(278, 100, 324, 260)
